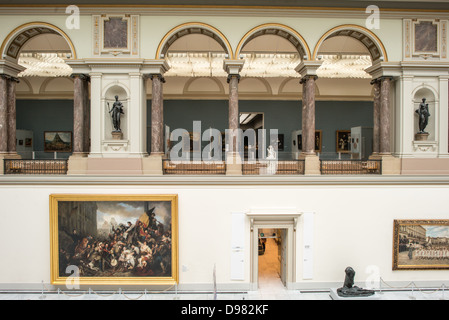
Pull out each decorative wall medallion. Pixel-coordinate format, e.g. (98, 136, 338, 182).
(413, 20, 439, 56)
(93, 14, 139, 56)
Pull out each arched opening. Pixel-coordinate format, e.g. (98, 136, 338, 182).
(3, 23, 78, 160)
(313, 26, 386, 160)
(151, 24, 232, 160)
(235, 25, 310, 161)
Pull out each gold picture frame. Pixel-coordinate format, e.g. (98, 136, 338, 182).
(50, 194, 178, 285)
(393, 219, 449, 270)
(336, 130, 351, 153)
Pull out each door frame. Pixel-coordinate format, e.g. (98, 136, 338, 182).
(248, 213, 299, 290)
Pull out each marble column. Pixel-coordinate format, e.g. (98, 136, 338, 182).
(6, 77, 18, 154)
(371, 78, 381, 156)
(72, 74, 90, 155)
(228, 74, 240, 153)
(300, 75, 317, 156)
(0, 76, 7, 154)
(380, 77, 392, 155)
(150, 73, 165, 156)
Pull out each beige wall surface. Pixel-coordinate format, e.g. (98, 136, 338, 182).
(0, 182, 448, 290)
(0, 13, 402, 61)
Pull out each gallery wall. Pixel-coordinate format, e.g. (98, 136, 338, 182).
(150, 99, 374, 158)
(16, 100, 74, 159)
(0, 182, 447, 290)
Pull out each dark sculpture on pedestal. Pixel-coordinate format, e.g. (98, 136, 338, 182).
(416, 98, 430, 134)
(337, 267, 375, 297)
(108, 95, 125, 132)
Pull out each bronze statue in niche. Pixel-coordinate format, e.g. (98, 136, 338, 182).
(108, 95, 125, 132)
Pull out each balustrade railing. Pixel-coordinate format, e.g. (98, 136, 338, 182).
(4, 159, 68, 175)
(320, 159, 382, 175)
(242, 160, 305, 175)
(163, 160, 226, 175)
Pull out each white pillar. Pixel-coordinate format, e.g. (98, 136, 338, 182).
(89, 72, 103, 157)
(129, 72, 147, 157)
(438, 76, 449, 156)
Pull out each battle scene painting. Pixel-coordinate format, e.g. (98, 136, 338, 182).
(50, 195, 178, 285)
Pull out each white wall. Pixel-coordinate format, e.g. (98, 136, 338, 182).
(0, 181, 448, 290)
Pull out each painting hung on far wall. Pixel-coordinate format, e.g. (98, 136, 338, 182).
(297, 130, 322, 152)
(50, 194, 179, 285)
(393, 219, 449, 270)
(336, 130, 351, 153)
(44, 131, 72, 152)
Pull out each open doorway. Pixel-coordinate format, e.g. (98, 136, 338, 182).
(257, 228, 288, 290)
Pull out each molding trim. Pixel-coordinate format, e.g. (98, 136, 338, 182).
(1, 175, 449, 186)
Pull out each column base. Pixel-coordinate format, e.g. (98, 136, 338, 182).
(142, 154, 163, 175)
(226, 152, 242, 176)
(0, 153, 22, 175)
(67, 153, 89, 175)
(299, 153, 321, 175)
(379, 154, 401, 175)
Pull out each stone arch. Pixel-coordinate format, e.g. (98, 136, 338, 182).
(155, 22, 233, 59)
(239, 77, 272, 96)
(313, 24, 388, 62)
(183, 77, 225, 95)
(39, 77, 74, 96)
(235, 23, 311, 60)
(0, 22, 77, 61)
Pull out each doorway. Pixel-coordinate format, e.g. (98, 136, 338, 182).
(249, 218, 296, 291)
(257, 228, 288, 290)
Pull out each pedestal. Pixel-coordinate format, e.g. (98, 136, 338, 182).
(299, 154, 321, 175)
(226, 152, 242, 176)
(142, 154, 163, 175)
(67, 153, 88, 175)
(0, 153, 21, 175)
(112, 131, 123, 140)
(379, 154, 401, 175)
(415, 133, 429, 141)
(329, 288, 381, 300)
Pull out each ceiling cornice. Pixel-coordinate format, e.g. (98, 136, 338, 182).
(0, 5, 448, 19)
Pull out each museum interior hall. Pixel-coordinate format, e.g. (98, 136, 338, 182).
(0, 0, 448, 301)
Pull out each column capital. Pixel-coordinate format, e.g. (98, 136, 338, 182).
(295, 60, 322, 78)
(300, 75, 318, 84)
(0, 74, 19, 83)
(227, 74, 241, 83)
(223, 59, 245, 75)
(70, 73, 90, 82)
(148, 73, 166, 83)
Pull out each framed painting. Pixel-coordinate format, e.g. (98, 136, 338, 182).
(297, 130, 322, 152)
(336, 130, 351, 153)
(393, 219, 449, 270)
(50, 194, 179, 285)
(44, 131, 72, 152)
